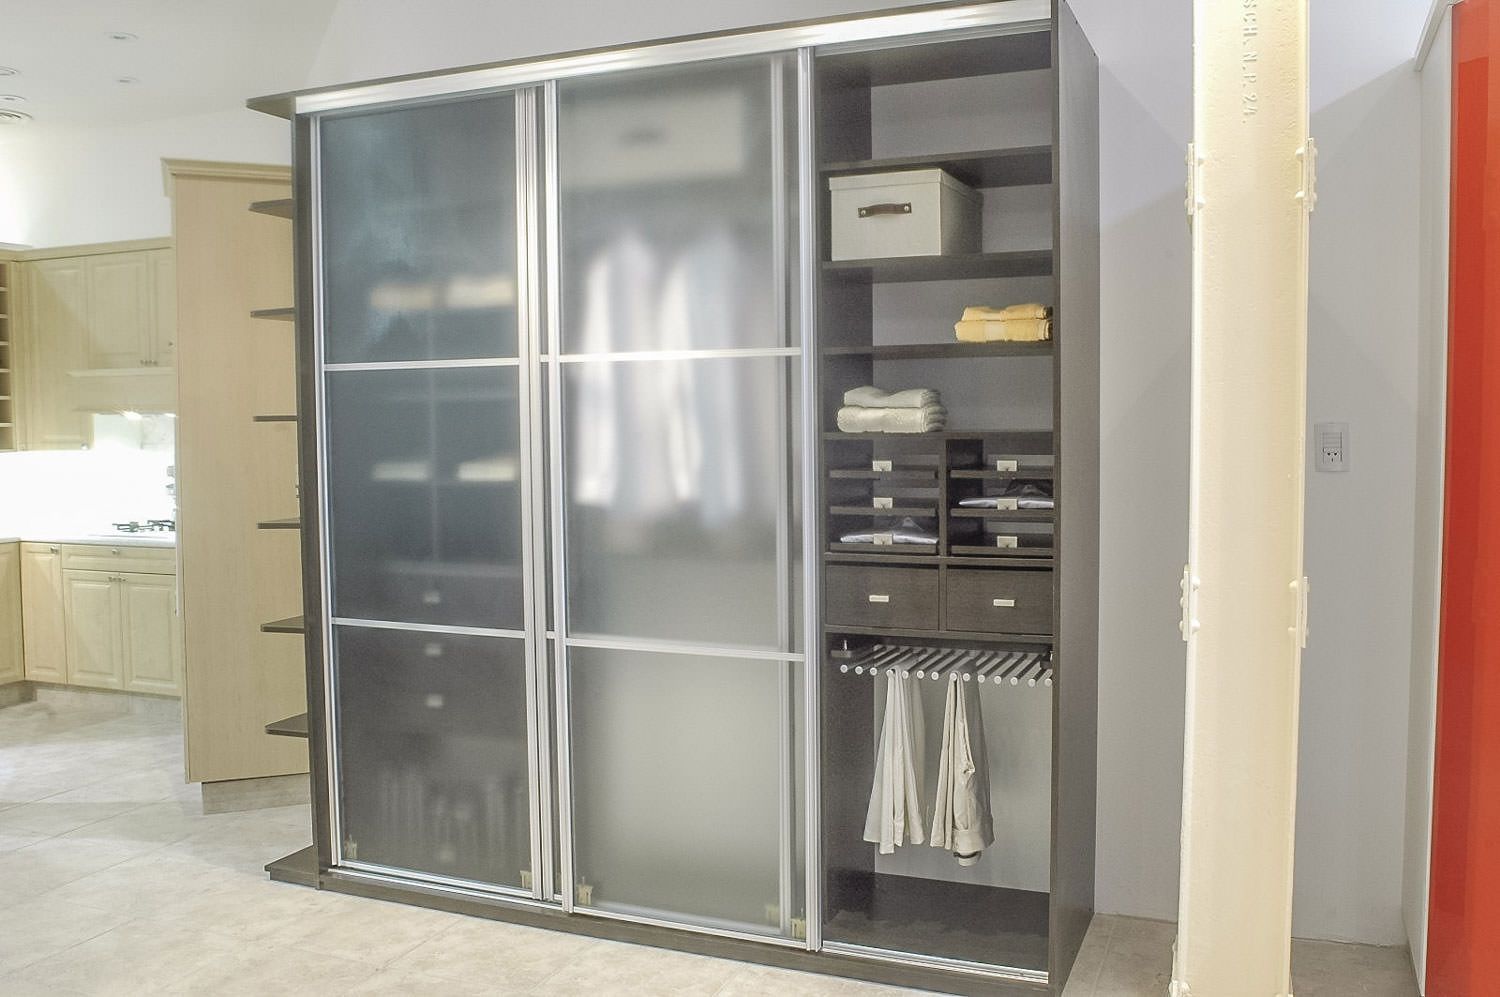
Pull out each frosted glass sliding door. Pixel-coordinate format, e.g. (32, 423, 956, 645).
(552, 55, 806, 937)
(318, 91, 538, 891)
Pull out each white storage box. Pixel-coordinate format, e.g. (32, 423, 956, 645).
(828, 168, 981, 261)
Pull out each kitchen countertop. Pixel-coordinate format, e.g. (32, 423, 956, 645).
(0, 532, 176, 549)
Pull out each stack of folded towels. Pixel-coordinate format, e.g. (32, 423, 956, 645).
(836, 385, 947, 434)
(954, 303, 1053, 343)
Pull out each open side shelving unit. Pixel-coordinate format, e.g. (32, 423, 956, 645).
(0, 260, 14, 451)
(250, 193, 317, 888)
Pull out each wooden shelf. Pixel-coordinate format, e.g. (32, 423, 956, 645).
(950, 507, 1055, 521)
(253, 414, 298, 423)
(825, 430, 1036, 441)
(950, 468, 1056, 480)
(250, 307, 295, 321)
(260, 615, 305, 634)
(822, 145, 1052, 189)
(948, 545, 1056, 561)
(827, 541, 938, 557)
(249, 199, 294, 219)
(828, 468, 938, 481)
(257, 518, 301, 530)
(265, 713, 309, 738)
(823, 341, 1052, 361)
(817, 30, 1052, 86)
(822, 251, 1052, 283)
(826, 623, 1055, 644)
(829, 505, 937, 518)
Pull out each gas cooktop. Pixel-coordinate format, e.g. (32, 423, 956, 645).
(110, 519, 176, 534)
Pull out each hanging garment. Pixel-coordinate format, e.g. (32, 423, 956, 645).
(864, 669, 927, 854)
(930, 678, 994, 866)
(572, 229, 662, 513)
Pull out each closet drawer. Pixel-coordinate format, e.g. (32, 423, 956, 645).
(944, 567, 1053, 635)
(825, 565, 939, 631)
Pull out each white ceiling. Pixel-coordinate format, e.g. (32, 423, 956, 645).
(0, 0, 339, 127)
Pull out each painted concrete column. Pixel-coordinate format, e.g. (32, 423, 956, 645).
(1171, 1, 1311, 994)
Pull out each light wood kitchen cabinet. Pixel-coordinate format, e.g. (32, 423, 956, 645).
(150, 250, 177, 368)
(84, 253, 153, 369)
(20, 542, 66, 682)
(63, 570, 120, 689)
(56, 545, 181, 696)
(13, 241, 176, 449)
(21, 257, 90, 449)
(119, 572, 181, 695)
(0, 543, 23, 685)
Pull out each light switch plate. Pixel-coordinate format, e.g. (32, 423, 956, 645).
(1314, 421, 1348, 472)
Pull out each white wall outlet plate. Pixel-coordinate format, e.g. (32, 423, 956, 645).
(1314, 421, 1348, 472)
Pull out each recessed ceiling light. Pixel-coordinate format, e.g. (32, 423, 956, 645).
(116, 76, 140, 85)
(107, 31, 138, 42)
(0, 67, 17, 77)
(0, 109, 33, 125)
(0, 94, 24, 103)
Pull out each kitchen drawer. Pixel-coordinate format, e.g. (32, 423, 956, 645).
(825, 565, 939, 631)
(61, 544, 176, 576)
(944, 567, 1053, 636)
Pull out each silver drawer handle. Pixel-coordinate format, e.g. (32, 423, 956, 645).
(992, 598, 1016, 608)
(868, 594, 890, 604)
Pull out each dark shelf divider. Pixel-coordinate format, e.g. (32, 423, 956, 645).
(250, 307, 295, 321)
(822, 251, 1052, 284)
(256, 518, 302, 530)
(261, 615, 306, 634)
(253, 414, 298, 423)
(822, 341, 1052, 361)
(821, 145, 1052, 189)
(249, 199, 294, 219)
(266, 713, 309, 738)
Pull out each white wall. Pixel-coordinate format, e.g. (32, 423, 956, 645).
(0, 107, 288, 247)
(1405, 8, 1453, 988)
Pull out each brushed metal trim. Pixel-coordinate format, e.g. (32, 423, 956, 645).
(284, 3, 1050, 115)
(820, 940, 1051, 985)
(307, 115, 344, 866)
(541, 78, 577, 915)
(554, 347, 801, 363)
(795, 44, 824, 954)
(576, 903, 808, 949)
(333, 863, 559, 910)
(331, 617, 529, 640)
(323, 358, 522, 371)
(515, 87, 548, 902)
(562, 634, 805, 663)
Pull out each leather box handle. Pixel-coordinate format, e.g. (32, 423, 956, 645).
(858, 202, 912, 218)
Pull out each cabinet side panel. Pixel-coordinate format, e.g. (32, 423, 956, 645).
(1051, 2, 1100, 990)
(174, 169, 308, 784)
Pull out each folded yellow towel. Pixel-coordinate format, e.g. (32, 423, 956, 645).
(961, 303, 1052, 322)
(955, 317, 1053, 343)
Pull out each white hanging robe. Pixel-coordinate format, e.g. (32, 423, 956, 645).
(930, 677, 994, 866)
(863, 670, 927, 853)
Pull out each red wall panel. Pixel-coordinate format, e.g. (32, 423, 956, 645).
(1428, 0, 1500, 992)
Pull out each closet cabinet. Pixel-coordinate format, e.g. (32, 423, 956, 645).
(258, 3, 1097, 993)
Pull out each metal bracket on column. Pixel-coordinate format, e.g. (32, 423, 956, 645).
(1290, 576, 1310, 648)
(1179, 564, 1201, 642)
(1295, 137, 1318, 213)
(1185, 142, 1206, 218)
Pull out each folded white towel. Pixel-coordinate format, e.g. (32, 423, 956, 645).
(843, 385, 941, 409)
(837, 404, 947, 434)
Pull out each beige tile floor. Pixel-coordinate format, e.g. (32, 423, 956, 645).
(0, 697, 1419, 996)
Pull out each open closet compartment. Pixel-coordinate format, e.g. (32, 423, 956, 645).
(261, 3, 1097, 994)
(814, 8, 1098, 987)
